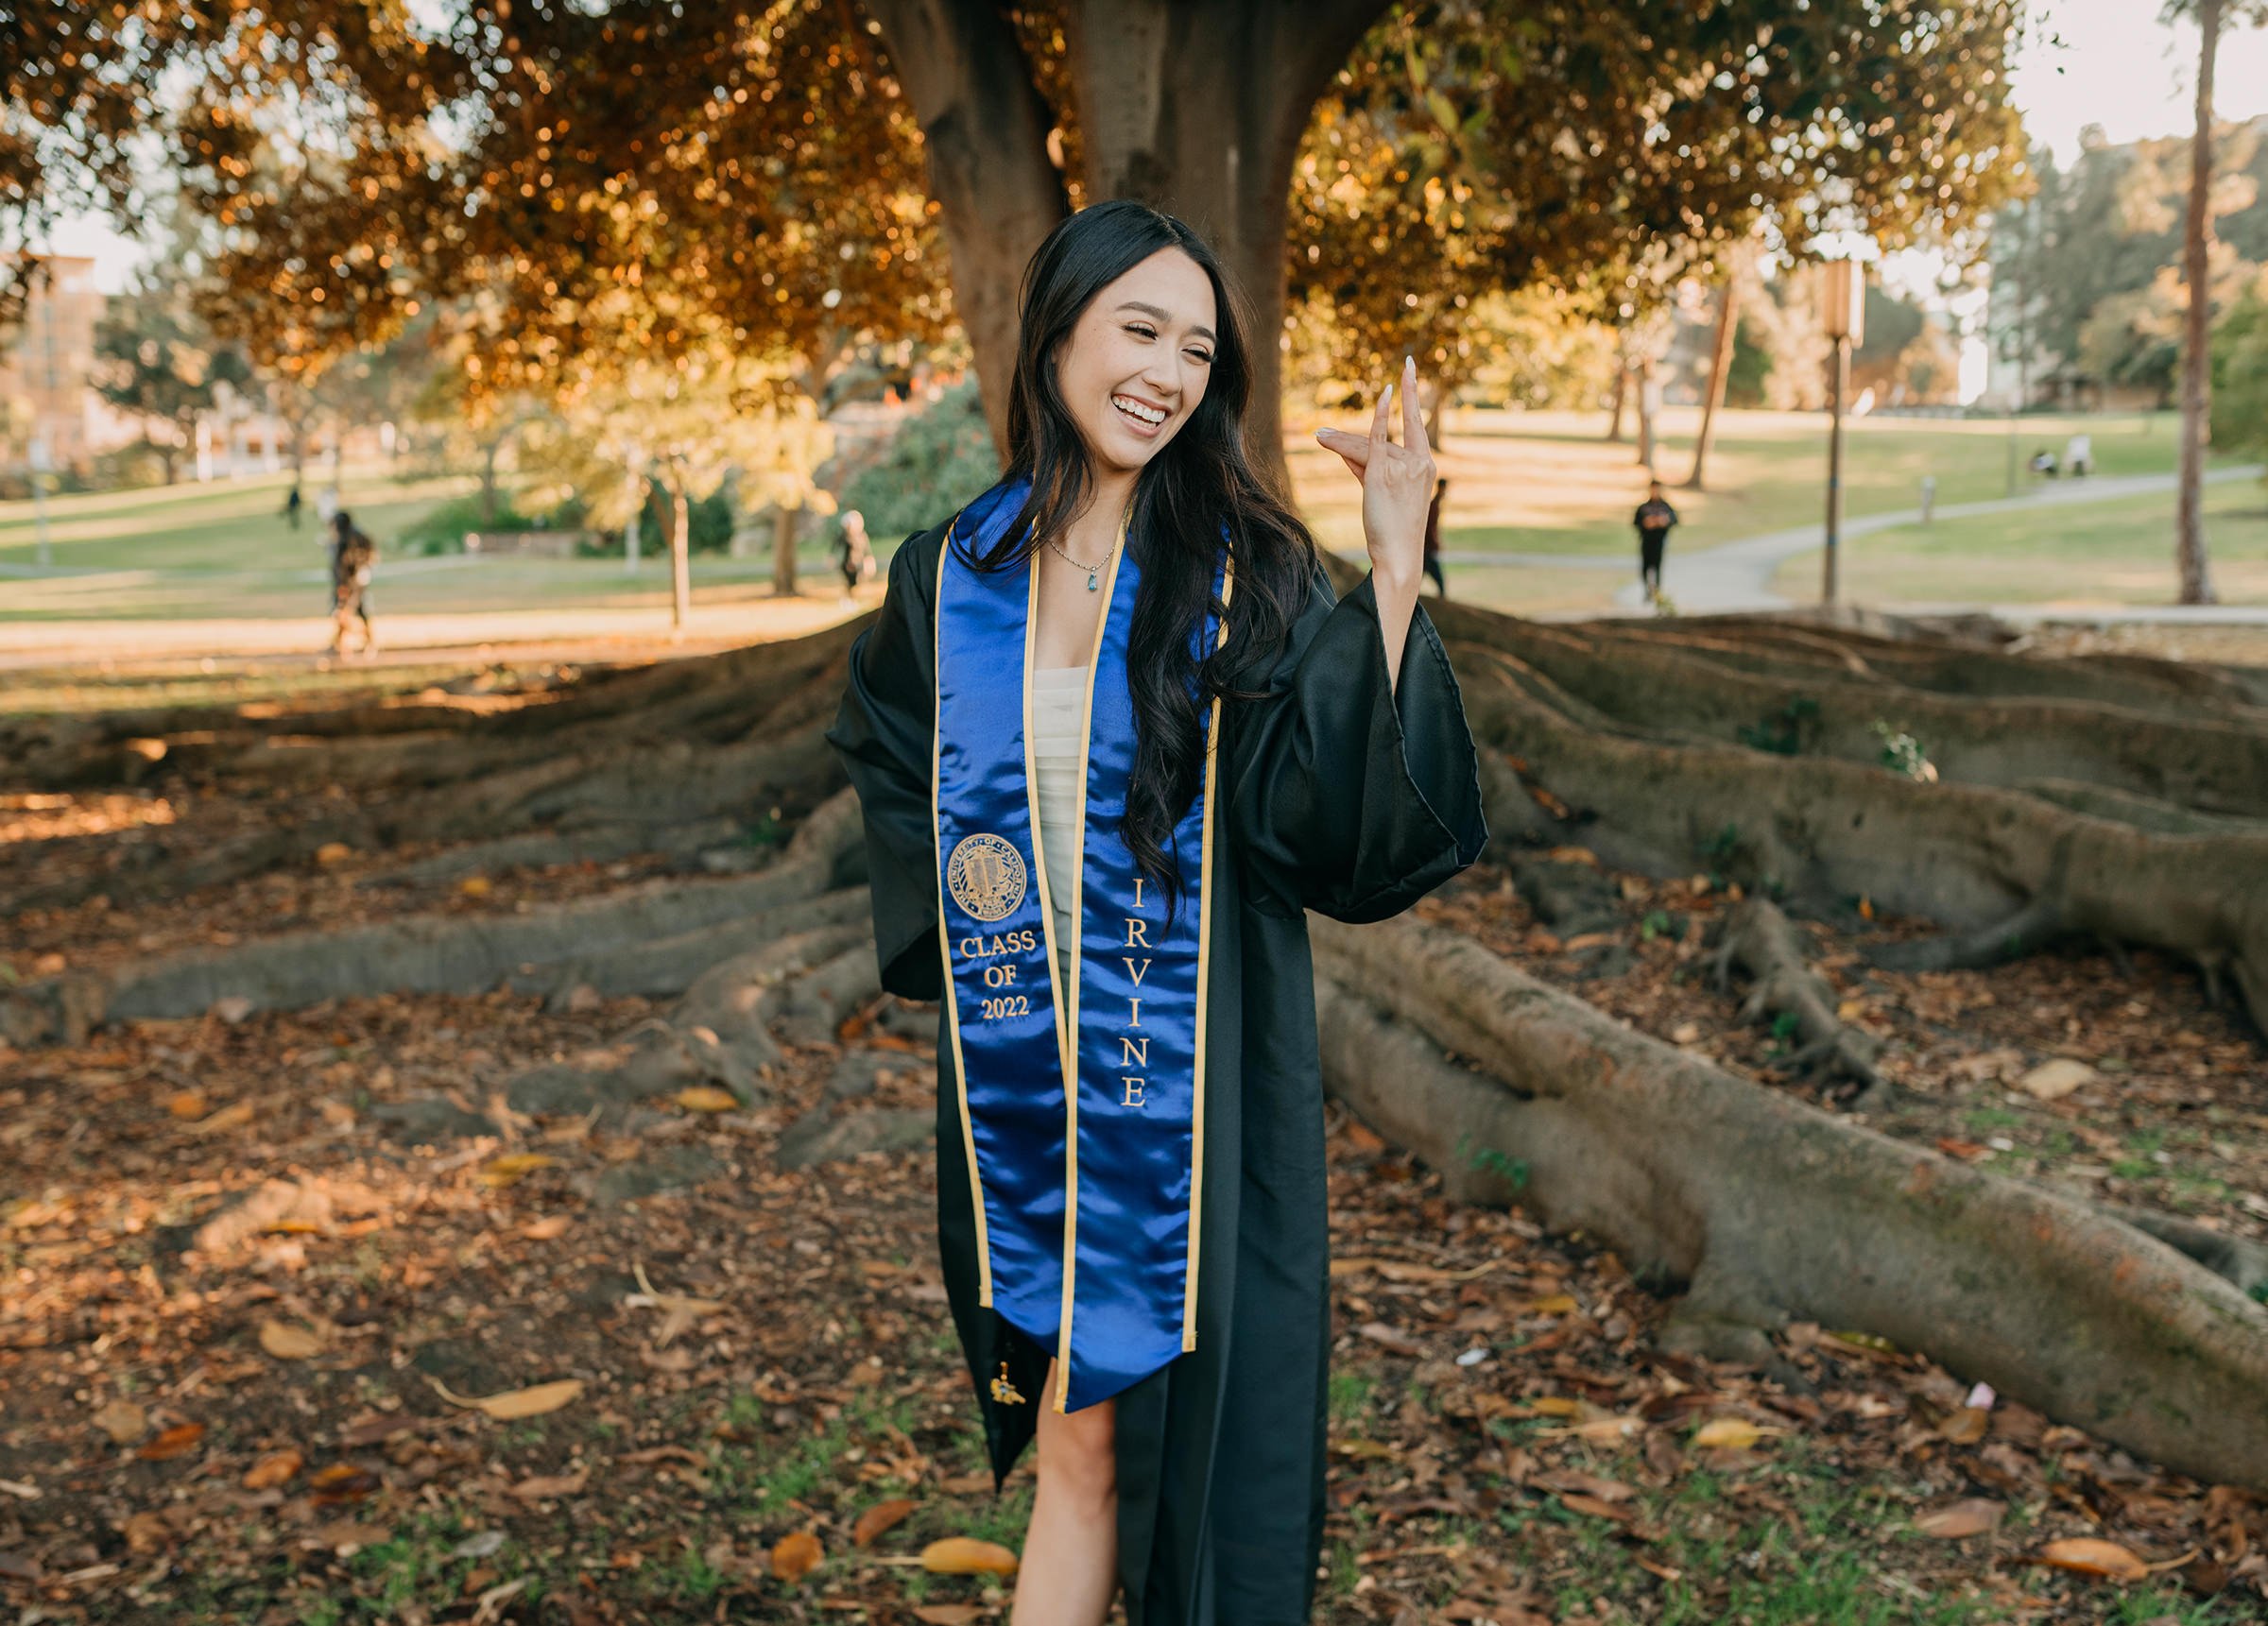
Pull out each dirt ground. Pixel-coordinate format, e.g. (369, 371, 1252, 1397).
(4, 638, 2268, 1626)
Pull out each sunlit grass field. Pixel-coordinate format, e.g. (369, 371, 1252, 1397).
(3, 410, 2257, 630)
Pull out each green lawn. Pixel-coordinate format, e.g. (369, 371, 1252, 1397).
(4, 411, 2253, 627)
(0, 464, 840, 623)
(1286, 404, 2225, 560)
(1768, 476, 2268, 607)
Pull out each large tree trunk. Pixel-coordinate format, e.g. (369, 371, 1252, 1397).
(1686, 265, 1741, 489)
(1606, 361, 1628, 442)
(2176, 0, 2222, 606)
(867, 0, 1390, 487)
(1057, 0, 1388, 491)
(861, 0, 1070, 457)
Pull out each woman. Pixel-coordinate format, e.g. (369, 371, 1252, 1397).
(825, 199, 1486, 1625)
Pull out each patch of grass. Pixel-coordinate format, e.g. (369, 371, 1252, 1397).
(1964, 1106, 2026, 1133)
(1329, 1369, 1376, 1424)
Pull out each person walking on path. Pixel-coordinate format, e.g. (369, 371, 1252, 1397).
(1421, 476, 1449, 597)
(284, 483, 303, 530)
(835, 507, 874, 600)
(327, 510, 378, 656)
(1634, 479, 1679, 601)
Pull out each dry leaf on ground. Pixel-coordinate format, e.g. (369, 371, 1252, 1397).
(920, 1536, 1019, 1575)
(258, 1320, 325, 1360)
(770, 1530, 824, 1581)
(428, 1378, 585, 1419)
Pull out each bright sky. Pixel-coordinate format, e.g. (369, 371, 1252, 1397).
(2014, 0, 2268, 163)
(29, 1, 2268, 297)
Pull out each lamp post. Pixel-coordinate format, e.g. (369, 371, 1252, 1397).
(1820, 259, 1865, 606)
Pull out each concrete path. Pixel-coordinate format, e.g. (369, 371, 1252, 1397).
(1436, 463, 2264, 614)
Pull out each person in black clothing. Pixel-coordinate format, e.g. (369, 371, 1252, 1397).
(1633, 479, 1678, 602)
(1420, 476, 1448, 597)
(284, 483, 303, 529)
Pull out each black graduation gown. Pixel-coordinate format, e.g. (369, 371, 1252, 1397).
(824, 517, 1486, 1625)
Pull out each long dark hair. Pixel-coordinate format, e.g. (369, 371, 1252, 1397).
(961, 199, 1316, 918)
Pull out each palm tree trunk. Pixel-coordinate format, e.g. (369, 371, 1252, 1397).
(669, 468, 692, 633)
(1687, 270, 1742, 490)
(1635, 355, 1658, 474)
(774, 505, 799, 598)
(1606, 364, 1629, 443)
(2176, 0, 2223, 606)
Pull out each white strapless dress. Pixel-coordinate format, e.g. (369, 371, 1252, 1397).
(1029, 662, 1088, 992)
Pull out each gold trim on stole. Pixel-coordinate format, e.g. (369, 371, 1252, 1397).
(1182, 548, 1235, 1350)
(1048, 504, 1132, 1412)
(931, 518, 993, 1305)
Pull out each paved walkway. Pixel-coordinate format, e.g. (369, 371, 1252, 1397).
(1437, 464, 2265, 614)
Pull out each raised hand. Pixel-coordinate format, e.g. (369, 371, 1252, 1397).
(1314, 354, 1435, 590)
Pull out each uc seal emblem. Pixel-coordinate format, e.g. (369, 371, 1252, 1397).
(946, 832, 1026, 922)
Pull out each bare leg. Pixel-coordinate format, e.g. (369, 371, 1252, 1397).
(1009, 1358, 1118, 1626)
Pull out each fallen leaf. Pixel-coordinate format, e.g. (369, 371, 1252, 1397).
(258, 1320, 325, 1361)
(121, 1511, 173, 1553)
(1916, 1499, 2004, 1539)
(520, 1215, 574, 1241)
(315, 1520, 392, 1554)
(91, 1399, 147, 1445)
(192, 1100, 258, 1135)
(673, 1086, 740, 1113)
(458, 876, 492, 898)
(510, 1469, 589, 1501)
(165, 1090, 208, 1121)
(853, 1498, 918, 1547)
(478, 1153, 558, 1188)
(1691, 1418, 1780, 1451)
(937, 1472, 992, 1494)
(428, 1377, 585, 1420)
(243, 1448, 303, 1490)
(912, 1609, 984, 1626)
(771, 1530, 824, 1582)
(1938, 1406, 1990, 1445)
(1558, 1493, 1634, 1523)
(2019, 1058, 2096, 1101)
(1356, 1322, 1425, 1356)
(137, 1422, 205, 1461)
(308, 1463, 380, 1505)
(920, 1536, 1020, 1576)
(2036, 1537, 2148, 1581)
(210, 995, 257, 1025)
(315, 842, 354, 865)
(1524, 1293, 1580, 1315)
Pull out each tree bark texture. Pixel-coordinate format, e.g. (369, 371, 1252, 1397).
(2177, 0, 2223, 606)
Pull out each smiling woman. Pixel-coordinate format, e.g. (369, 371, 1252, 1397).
(826, 200, 1486, 1626)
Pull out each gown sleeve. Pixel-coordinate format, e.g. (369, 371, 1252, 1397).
(1228, 562, 1487, 921)
(824, 528, 945, 1002)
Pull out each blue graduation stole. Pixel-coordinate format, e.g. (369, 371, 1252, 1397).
(931, 475, 1231, 1413)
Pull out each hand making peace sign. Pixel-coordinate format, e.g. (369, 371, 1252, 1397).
(1314, 353, 1435, 589)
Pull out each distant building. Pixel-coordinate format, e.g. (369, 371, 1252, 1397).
(0, 255, 107, 475)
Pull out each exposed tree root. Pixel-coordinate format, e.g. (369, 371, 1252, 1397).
(1710, 896, 1891, 1107)
(1310, 911, 2268, 1495)
(1444, 614, 2268, 818)
(0, 791, 866, 1044)
(498, 922, 878, 1114)
(359, 818, 747, 889)
(1455, 667, 2268, 1031)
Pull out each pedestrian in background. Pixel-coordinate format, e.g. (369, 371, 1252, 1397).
(1421, 477, 1449, 597)
(1633, 479, 1679, 602)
